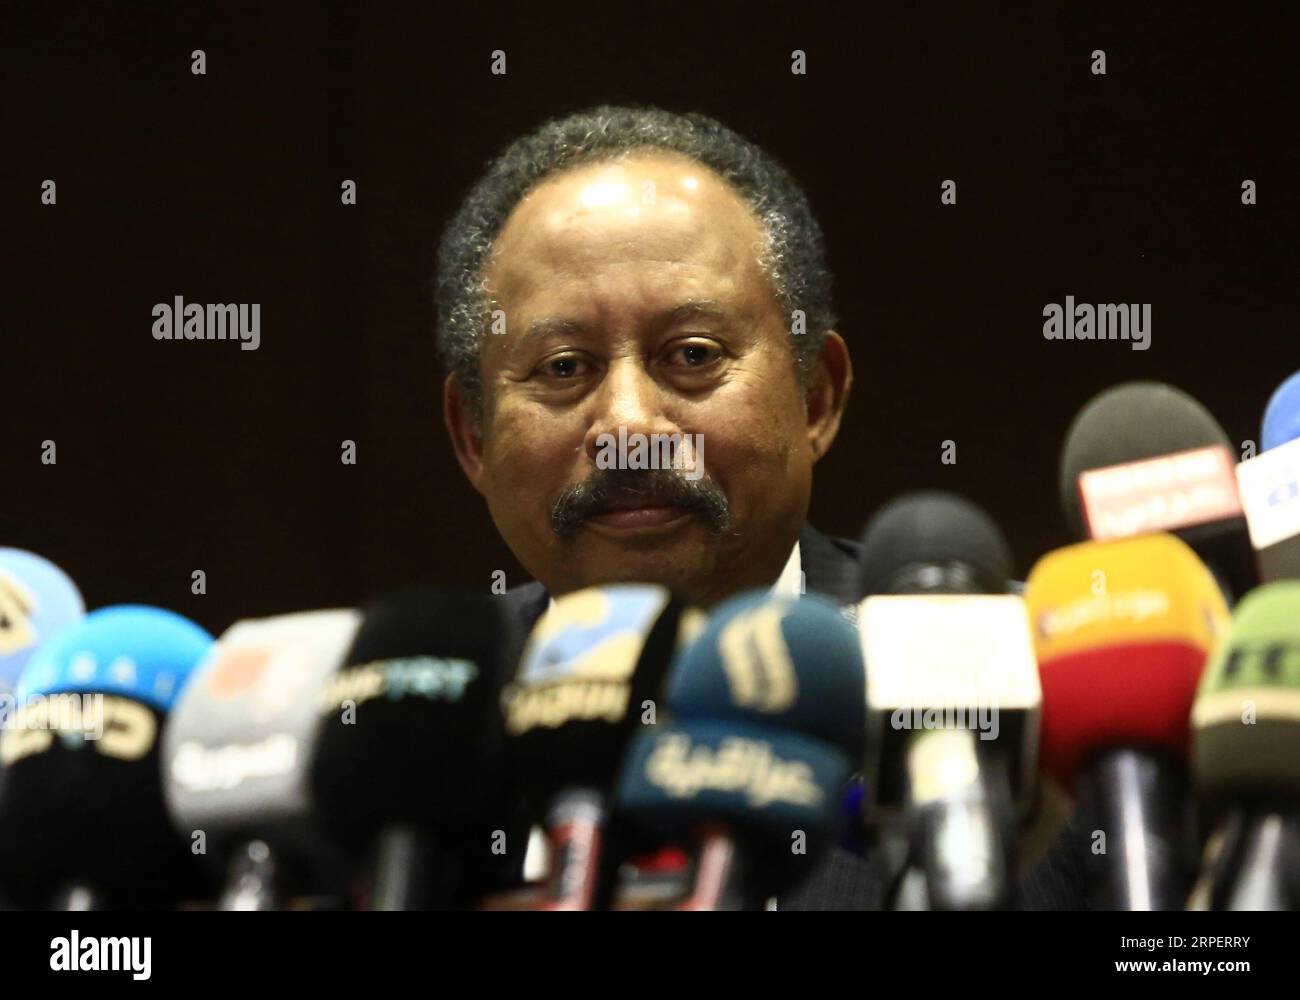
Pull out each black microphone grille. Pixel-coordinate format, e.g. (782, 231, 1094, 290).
(857, 490, 1013, 597)
(1058, 381, 1231, 539)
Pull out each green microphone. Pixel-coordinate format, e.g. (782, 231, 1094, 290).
(1190, 582, 1300, 909)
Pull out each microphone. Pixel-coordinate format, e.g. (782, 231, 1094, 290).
(503, 584, 702, 910)
(0, 548, 85, 695)
(616, 716, 857, 910)
(1059, 381, 1255, 604)
(0, 552, 84, 903)
(1235, 371, 1300, 582)
(162, 609, 360, 910)
(637, 590, 866, 909)
(1024, 533, 1230, 909)
(0, 605, 213, 909)
(1262, 370, 1300, 452)
(858, 490, 1013, 597)
(859, 592, 1040, 909)
(857, 491, 1032, 911)
(1187, 807, 1300, 910)
(308, 589, 520, 911)
(1191, 581, 1300, 909)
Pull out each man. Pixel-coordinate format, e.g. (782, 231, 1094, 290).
(435, 105, 1086, 909)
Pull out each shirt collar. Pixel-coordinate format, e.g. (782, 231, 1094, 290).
(769, 541, 804, 598)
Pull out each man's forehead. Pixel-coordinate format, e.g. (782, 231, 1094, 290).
(485, 153, 769, 331)
(508, 150, 756, 229)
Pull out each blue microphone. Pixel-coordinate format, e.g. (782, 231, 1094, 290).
(0, 548, 84, 696)
(0, 605, 213, 908)
(617, 716, 855, 909)
(1237, 372, 1300, 581)
(616, 590, 866, 908)
(665, 591, 866, 762)
(1262, 370, 1300, 452)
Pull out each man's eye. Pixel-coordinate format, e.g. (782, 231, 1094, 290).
(667, 342, 723, 368)
(537, 355, 589, 380)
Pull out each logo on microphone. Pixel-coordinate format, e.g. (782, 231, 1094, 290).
(1235, 435, 1300, 550)
(169, 734, 298, 791)
(1035, 588, 1171, 639)
(502, 681, 629, 735)
(0, 568, 37, 656)
(0, 694, 157, 763)
(643, 731, 823, 807)
(1078, 445, 1242, 539)
(321, 657, 478, 711)
(717, 604, 798, 713)
(504, 587, 672, 735)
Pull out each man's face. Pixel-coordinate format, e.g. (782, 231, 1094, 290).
(445, 151, 848, 606)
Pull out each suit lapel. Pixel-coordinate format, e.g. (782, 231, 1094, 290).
(798, 524, 863, 604)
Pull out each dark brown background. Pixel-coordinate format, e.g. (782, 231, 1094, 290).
(5, 2, 1297, 634)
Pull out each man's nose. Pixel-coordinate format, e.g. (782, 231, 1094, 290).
(582, 359, 682, 464)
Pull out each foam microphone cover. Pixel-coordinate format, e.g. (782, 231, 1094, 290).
(858, 491, 1013, 598)
(1024, 534, 1230, 790)
(1192, 581, 1300, 804)
(1061, 382, 1258, 605)
(503, 584, 702, 806)
(309, 589, 514, 851)
(665, 590, 866, 763)
(0, 548, 85, 694)
(615, 716, 854, 895)
(621, 591, 867, 881)
(1059, 382, 1233, 539)
(0, 605, 212, 906)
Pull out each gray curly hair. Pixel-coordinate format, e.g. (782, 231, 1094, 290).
(434, 104, 837, 420)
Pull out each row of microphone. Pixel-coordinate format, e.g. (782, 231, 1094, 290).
(0, 370, 1298, 909)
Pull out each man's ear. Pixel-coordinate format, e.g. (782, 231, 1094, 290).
(443, 374, 488, 494)
(805, 330, 852, 463)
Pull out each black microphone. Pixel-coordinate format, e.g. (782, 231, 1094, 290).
(1059, 381, 1255, 604)
(502, 584, 701, 910)
(0, 605, 216, 909)
(308, 588, 521, 910)
(858, 490, 1014, 598)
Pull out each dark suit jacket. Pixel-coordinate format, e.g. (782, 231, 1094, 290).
(502, 523, 1089, 910)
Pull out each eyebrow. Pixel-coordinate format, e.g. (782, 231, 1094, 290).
(519, 299, 731, 344)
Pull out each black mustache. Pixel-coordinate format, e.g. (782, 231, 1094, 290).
(550, 468, 730, 540)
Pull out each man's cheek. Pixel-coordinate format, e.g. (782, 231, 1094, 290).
(485, 411, 544, 465)
(485, 422, 572, 501)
